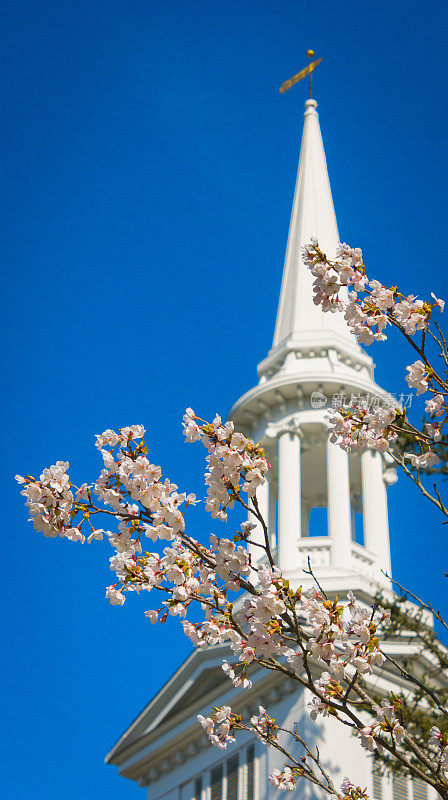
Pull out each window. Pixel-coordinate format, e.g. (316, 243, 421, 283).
(372, 763, 382, 800)
(246, 746, 254, 800)
(211, 765, 223, 800)
(393, 774, 409, 800)
(227, 755, 238, 800)
(194, 777, 202, 800)
(196, 747, 254, 800)
(412, 779, 428, 800)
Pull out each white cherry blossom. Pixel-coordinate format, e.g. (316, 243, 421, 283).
(406, 360, 428, 395)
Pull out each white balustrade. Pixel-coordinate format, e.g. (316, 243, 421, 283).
(298, 538, 332, 569)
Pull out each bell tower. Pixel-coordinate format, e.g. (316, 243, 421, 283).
(229, 99, 397, 594)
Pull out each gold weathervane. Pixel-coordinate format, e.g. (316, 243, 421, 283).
(279, 50, 322, 97)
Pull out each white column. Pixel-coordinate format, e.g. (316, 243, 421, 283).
(278, 429, 301, 576)
(248, 478, 269, 566)
(361, 449, 391, 581)
(326, 437, 352, 569)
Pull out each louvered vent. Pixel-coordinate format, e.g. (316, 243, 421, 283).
(227, 755, 239, 800)
(372, 764, 382, 800)
(194, 777, 202, 800)
(246, 746, 255, 800)
(412, 779, 428, 800)
(393, 773, 409, 800)
(211, 765, 223, 800)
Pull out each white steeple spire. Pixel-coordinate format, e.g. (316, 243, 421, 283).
(273, 99, 355, 354)
(256, 99, 366, 384)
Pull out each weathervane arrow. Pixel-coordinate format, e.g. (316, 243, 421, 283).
(279, 50, 322, 97)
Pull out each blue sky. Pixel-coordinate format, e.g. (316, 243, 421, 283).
(3, 1, 448, 797)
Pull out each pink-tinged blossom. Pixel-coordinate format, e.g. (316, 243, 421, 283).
(198, 706, 236, 749)
(182, 408, 202, 442)
(393, 297, 428, 335)
(222, 661, 252, 689)
(359, 726, 378, 752)
(240, 520, 257, 537)
(75, 483, 90, 500)
(126, 424, 146, 440)
(425, 394, 445, 417)
(341, 778, 369, 800)
(428, 724, 448, 773)
(105, 586, 126, 606)
(95, 429, 120, 449)
(183, 408, 269, 521)
(369, 280, 395, 310)
(16, 461, 75, 540)
(431, 293, 445, 312)
(429, 726, 443, 747)
(308, 694, 331, 721)
(268, 768, 296, 791)
(406, 361, 428, 395)
(304, 241, 444, 357)
(95, 424, 146, 451)
(392, 722, 405, 744)
(197, 714, 214, 736)
(300, 588, 386, 696)
(404, 450, 440, 468)
(341, 778, 354, 796)
(250, 706, 277, 742)
(282, 647, 304, 674)
(65, 527, 85, 543)
(328, 402, 398, 454)
(425, 423, 442, 442)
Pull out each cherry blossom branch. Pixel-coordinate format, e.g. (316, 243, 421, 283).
(304, 240, 448, 478)
(250, 494, 276, 568)
(387, 450, 448, 519)
(382, 652, 448, 720)
(15, 413, 448, 797)
(385, 576, 448, 636)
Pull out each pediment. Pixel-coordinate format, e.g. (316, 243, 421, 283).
(106, 642, 232, 766)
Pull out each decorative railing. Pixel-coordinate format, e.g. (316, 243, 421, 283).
(351, 542, 376, 578)
(298, 537, 332, 568)
(296, 538, 377, 578)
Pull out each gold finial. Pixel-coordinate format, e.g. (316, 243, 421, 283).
(279, 51, 322, 98)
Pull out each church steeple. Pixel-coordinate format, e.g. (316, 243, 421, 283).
(273, 99, 353, 351)
(258, 98, 365, 382)
(233, 96, 379, 397)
